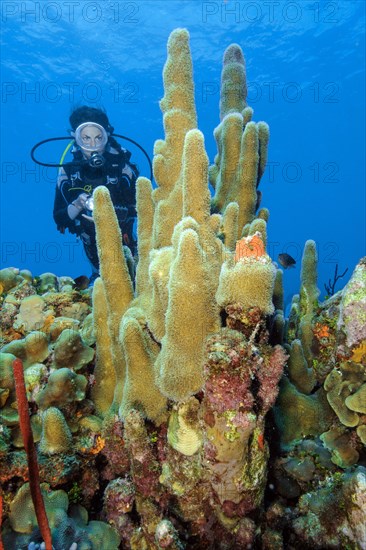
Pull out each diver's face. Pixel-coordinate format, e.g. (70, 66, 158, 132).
(79, 125, 106, 157)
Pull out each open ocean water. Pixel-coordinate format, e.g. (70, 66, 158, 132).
(1, 0, 365, 311)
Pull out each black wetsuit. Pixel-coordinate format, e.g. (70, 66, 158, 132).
(53, 147, 139, 271)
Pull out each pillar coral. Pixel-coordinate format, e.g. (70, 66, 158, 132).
(93, 27, 281, 414)
(219, 44, 247, 119)
(91, 28, 286, 545)
(209, 43, 270, 239)
(156, 227, 220, 401)
(90, 278, 115, 417)
(119, 312, 167, 422)
(152, 28, 197, 249)
(93, 186, 134, 413)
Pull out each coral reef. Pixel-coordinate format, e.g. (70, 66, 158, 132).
(12, 357, 52, 549)
(292, 467, 366, 548)
(1, 28, 365, 550)
(271, 255, 366, 546)
(0, 271, 115, 547)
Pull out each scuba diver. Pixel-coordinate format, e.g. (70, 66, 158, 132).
(52, 106, 139, 283)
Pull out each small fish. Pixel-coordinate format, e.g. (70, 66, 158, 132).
(278, 253, 296, 269)
(74, 275, 90, 290)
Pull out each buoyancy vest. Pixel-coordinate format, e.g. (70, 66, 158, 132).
(63, 148, 132, 189)
(58, 148, 137, 237)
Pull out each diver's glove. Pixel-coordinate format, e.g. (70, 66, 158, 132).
(67, 193, 89, 220)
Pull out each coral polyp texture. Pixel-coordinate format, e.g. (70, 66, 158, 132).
(0, 28, 365, 550)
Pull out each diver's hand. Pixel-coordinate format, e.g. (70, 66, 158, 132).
(73, 193, 89, 209)
(67, 193, 89, 220)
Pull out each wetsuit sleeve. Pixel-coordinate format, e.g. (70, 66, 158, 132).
(53, 169, 78, 234)
(113, 160, 139, 255)
(123, 161, 139, 217)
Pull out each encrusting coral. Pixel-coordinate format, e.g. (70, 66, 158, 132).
(1, 27, 365, 550)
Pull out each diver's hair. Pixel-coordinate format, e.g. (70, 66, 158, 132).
(69, 105, 114, 134)
(108, 136, 123, 153)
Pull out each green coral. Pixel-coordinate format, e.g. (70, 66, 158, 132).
(49, 317, 80, 341)
(287, 339, 315, 394)
(53, 329, 94, 371)
(36, 272, 58, 293)
(320, 427, 359, 468)
(345, 383, 366, 413)
(324, 362, 365, 428)
(36, 368, 87, 410)
(3, 483, 120, 548)
(9, 482, 68, 534)
(68, 482, 83, 504)
(39, 407, 73, 455)
(0, 267, 23, 292)
(2, 331, 49, 368)
(275, 377, 334, 447)
(299, 240, 319, 316)
(0, 352, 16, 405)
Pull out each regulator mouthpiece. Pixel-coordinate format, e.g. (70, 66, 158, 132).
(88, 152, 105, 168)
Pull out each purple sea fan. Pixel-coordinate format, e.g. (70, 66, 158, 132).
(257, 345, 288, 414)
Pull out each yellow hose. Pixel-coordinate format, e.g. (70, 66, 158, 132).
(59, 139, 74, 165)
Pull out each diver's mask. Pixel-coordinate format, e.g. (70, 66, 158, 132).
(73, 122, 108, 167)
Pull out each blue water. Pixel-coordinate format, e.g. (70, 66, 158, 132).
(1, 0, 365, 311)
